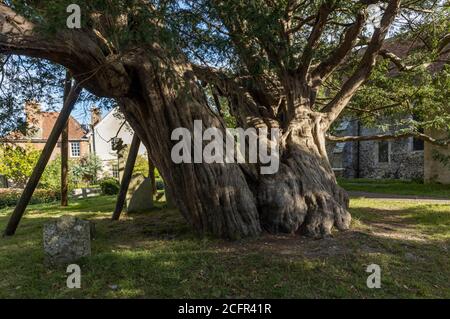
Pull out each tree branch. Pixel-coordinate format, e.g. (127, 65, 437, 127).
(296, 0, 335, 81)
(326, 131, 450, 147)
(321, 0, 402, 128)
(379, 49, 414, 71)
(192, 64, 277, 128)
(0, 3, 131, 98)
(311, 9, 368, 87)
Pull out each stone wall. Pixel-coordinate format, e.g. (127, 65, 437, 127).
(326, 119, 425, 181)
(326, 120, 360, 178)
(358, 131, 424, 180)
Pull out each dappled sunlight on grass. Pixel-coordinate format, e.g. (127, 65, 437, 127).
(350, 198, 450, 241)
(0, 195, 448, 298)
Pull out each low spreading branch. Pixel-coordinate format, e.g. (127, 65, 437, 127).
(326, 132, 450, 147)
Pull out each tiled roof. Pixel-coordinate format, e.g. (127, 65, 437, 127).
(40, 112, 87, 140)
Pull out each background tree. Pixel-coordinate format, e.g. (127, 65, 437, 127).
(0, 144, 40, 187)
(39, 155, 79, 192)
(71, 154, 103, 185)
(0, 0, 448, 239)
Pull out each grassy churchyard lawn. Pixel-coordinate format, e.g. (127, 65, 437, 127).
(338, 178, 450, 198)
(0, 183, 449, 298)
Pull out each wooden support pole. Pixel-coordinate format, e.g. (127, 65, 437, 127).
(148, 154, 157, 196)
(61, 73, 72, 207)
(3, 84, 82, 236)
(112, 134, 141, 221)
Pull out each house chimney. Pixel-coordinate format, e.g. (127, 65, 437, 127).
(24, 101, 42, 138)
(91, 107, 102, 127)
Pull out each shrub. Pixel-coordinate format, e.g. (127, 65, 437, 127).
(0, 189, 60, 208)
(99, 178, 120, 195)
(72, 154, 103, 184)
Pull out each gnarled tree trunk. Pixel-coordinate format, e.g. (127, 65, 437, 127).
(111, 52, 349, 239)
(258, 110, 350, 237)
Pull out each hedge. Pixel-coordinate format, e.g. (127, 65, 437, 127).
(99, 178, 120, 196)
(0, 189, 60, 209)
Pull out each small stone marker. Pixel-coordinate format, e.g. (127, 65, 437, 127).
(43, 216, 91, 266)
(126, 175, 154, 213)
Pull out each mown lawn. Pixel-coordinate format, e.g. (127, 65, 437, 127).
(338, 178, 450, 198)
(0, 195, 449, 298)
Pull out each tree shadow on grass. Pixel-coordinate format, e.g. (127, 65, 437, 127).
(1, 224, 448, 298)
(350, 204, 450, 239)
(0, 198, 449, 298)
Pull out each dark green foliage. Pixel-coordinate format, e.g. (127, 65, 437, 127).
(99, 177, 120, 195)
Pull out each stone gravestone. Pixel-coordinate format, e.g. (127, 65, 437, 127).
(126, 174, 154, 213)
(43, 216, 91, 266)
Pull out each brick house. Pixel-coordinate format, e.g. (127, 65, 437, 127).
(0, 101, 89, 166)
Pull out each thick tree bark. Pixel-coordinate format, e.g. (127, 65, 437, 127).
(115, 52, 262, 239)
(258, 110, 350, 237)
(110, 52, 349, 239)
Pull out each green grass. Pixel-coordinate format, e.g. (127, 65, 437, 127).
(0, 195, 449, 298)
(338, 178, 450, 198)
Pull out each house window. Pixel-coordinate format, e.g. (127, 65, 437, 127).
(378, 141, 390, 163)
(412, 114, 425, 151)
(71, 142, 81, 157)
(333, 142, 346, 154)
(412, 138, 424, 151)
(112, 164, 120, 179)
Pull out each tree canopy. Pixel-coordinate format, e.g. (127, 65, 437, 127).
(1, 0, 448, 137)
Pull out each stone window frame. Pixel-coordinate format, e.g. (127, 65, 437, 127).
(375, 140, 391, 164)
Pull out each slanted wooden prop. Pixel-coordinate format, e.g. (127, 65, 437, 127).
(3, 81, 82, 236)
(112, 134, 141, 221)
(3, 84, 150, 234)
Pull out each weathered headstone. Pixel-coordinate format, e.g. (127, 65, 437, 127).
(126, 175, 154, 213)
(43, 216, 91, 266)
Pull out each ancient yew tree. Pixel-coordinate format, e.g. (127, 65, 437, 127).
(0, 0, 448, 239)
